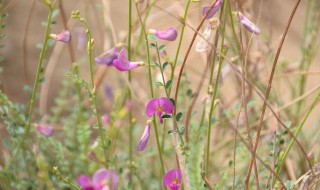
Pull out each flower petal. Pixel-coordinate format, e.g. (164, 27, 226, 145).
(95, 47, 118, 66)
(110, 170, 118, 190)
(36, 125, 54, 137)
(155, 27, 178, 41)
(55, 30, 71, 43)
(136, 124, 151, 151)
(113, 47, 141, 71)
(146, 98, 159, 117)
(92, 169, 110, 187)
(163, 169, 182, 189)
(202, 0, 223, 19)
(196, 23, 212, 52)
(77, 175, 93, 189)
(158, 97, 174, 114)
(239, 13, 260, 35)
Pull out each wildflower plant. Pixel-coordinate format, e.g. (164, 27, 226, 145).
(1, 0, 320, 189)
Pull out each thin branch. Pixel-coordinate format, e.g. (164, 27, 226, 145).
(246, 0, 303, 184)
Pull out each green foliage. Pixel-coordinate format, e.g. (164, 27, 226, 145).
(186, 123, 205, 190)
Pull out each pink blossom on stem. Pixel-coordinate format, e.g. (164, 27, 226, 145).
(113, 47, 144, 71)
(50, 30, 71, 43)
(202, 0, 223, 19)
(136, 122, 151, 151)
(163, 169, 182, 190)
(146, 97, 174, 124)
(77, 169, 117, 190)
(149, 27, 178, 41)
(238, 12, 261, 35)
(36, 125, 54, 137)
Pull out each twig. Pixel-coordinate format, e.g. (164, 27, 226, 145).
(245, 0, 302, 186)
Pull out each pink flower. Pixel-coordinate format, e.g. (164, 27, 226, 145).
(149, 27, 178, 41)
(136, 123, 151, 151)
(77, 169, 117, 190)
(95, 47, 118, 66)
(146, 97, 174, 124)
(238, 12, 260, 35)
(50, 30, 71, 43)
(113, 47, 144, 71)
(202, 0, 223, 19)
(163, 169, 182, 190)
(36, 125, 54, 137)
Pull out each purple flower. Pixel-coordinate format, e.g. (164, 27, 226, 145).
(95, 47, 118, 66)
(202, 0, 223, 19)
(36, 125, 54, 137)
(113, 47, 144, 71)
(146, 97, 174, 124)
(163, 169, 182, 190)
(87, 151, 98, 162)
(149, 27, 178, 41)
(136, 123, 151, 151)
(50, 30, 71, 43)
(77, 169, 117, 190)
(238, 12, 260, 35)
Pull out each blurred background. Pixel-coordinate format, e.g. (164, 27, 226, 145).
(1, 0, 320, 188)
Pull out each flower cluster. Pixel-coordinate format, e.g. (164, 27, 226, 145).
(137, 97, 174, 151)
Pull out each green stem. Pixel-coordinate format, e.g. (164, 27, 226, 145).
(134, 1, 165, 175)
(205, 0, 228, 177)
(132, 0, 156, 60)
(168, 0, 191, 96)
(128, 0, 134, 184)
(296, 0, 316, 115)
(274, 90, 320, 185)
(9, 2, 56, 168)
(155, 42, 169, 97)
(78, 16, 108, 167)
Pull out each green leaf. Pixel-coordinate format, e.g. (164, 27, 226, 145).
(162, 62, 169, 70)
(179, 126, 185, 134)
(162, 114, 172, 119)
(150, 61, 159, 67)
(176, 112, 183, 122)
(149, 43, 156, 49)
(284, 120, 292, 128)
(165, 80, 172, 89)
(147, 34, 158, 41)
(52, 9, 60, 19)
(170, 98, 175, 106)
(285, 180, 294, 190)
(247, 100, 256, 107)
(154, 81, 163, 86)
(186, 89, 193, 97)
(158, 44, 166, 51)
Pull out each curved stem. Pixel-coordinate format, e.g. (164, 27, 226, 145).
(134, 1, 165, 175)
(9, 2, 56, 168)
(79, 17, 108, 167)
(205, 0, 228, 177)
(168, 0, 191, 96)
(246, 0, 302, 183)
(274, 90, 320, 185)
